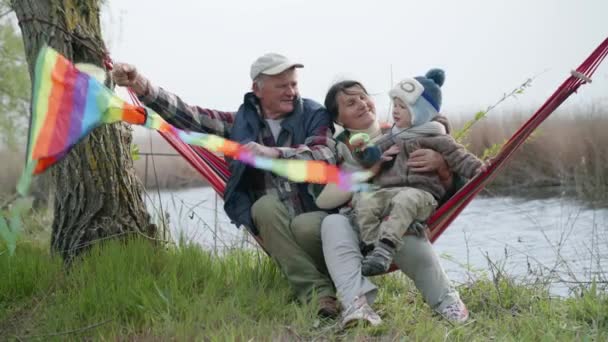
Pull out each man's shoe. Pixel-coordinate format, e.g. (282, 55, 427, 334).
(340, 296, 382, 329)
(317, 296, 339, 318)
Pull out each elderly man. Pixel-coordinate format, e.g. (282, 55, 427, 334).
(112, 53, 339, 317)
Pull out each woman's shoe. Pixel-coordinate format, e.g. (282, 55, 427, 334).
(340, 295, 382, 328)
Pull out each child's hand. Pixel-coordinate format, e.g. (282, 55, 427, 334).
(349, 133, 370, 150)
(477, 158, 494, 174)
(351, 139, 367, 150)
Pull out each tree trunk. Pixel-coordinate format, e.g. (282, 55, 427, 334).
(12, 0, 156, 261)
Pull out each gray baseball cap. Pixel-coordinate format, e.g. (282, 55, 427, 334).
(250, 53, 304, 80)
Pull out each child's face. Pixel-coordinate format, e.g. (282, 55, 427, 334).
(392, 97, 412, 128)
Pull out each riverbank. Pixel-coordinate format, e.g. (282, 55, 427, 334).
(1, 236, 606, 340)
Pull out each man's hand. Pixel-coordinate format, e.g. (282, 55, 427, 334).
(244, 142, 280, 158)
(111, 63, 150, 97)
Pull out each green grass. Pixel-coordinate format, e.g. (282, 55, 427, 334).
(1, 237, 607, 341)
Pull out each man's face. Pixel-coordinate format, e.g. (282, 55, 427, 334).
(253, 68, 299, 118)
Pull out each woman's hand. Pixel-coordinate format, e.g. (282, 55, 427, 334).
(111, 63, 151, 97)
(407, 148, 452, 186)
(381, 145, 400, 161)
(368, 144, 400, 175)
(407, 149, 446, 172)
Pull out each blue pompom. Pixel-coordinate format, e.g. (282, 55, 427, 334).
(425, 69, 445, 87)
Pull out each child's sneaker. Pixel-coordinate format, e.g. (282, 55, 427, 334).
(340, 296, 382, 329)
(361, 241, 395, 276)
(439, 299, 469, 323)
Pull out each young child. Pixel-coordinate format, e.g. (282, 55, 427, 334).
(351, 69, 485, 276)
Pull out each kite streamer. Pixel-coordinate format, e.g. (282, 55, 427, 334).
(17, 46, 371, 195)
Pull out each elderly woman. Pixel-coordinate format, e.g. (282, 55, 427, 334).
(317, 80, 469, 327)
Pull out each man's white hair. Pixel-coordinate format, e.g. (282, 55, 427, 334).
(253, 74, 267, 90)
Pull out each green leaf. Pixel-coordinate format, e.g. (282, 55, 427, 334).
(454, 76, 537, 143)
(0, 197, 31, 255)
(481, 140, 506, 160)
(0, 214, 16, 256)
(131, 144, 140, 161)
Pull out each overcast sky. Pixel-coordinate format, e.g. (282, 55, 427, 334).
(102, 0, 607, 123)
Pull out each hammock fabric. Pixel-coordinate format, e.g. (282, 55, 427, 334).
(128, 36, 608, 248)
(18, 46, 373, 196)
(428, 36, 608, 242)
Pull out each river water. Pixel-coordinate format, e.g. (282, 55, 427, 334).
(146, 187, 608, 296)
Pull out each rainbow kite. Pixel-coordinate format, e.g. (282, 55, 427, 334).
(18, 46, 371, 195)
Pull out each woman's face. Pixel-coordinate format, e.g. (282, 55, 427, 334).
(336, 86, 377, 130)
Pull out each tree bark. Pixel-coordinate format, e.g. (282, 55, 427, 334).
(12, 0, 156, 261)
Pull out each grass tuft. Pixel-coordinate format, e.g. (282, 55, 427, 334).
(1, 237, 606, 340)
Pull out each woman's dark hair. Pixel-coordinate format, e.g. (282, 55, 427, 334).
(324, 80, 369, 123)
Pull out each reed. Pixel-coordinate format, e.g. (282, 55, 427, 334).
(1, 107, 606, 203)
(454, 107, 608, 204)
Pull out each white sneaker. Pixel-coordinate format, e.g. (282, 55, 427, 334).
(340, 295, 383, 328)
(439, 299, 469, 323)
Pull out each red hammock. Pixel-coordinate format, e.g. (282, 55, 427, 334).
(126, 37, 607, 246)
